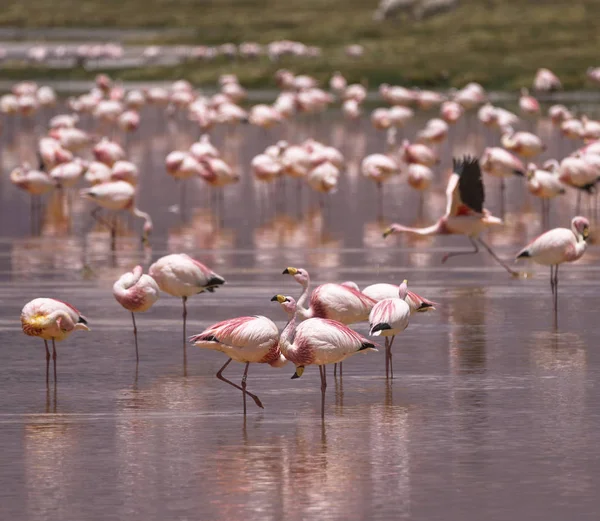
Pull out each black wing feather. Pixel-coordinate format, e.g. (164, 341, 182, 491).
(453, 156, 484, 213)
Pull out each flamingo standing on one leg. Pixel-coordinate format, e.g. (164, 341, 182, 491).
(383, 156, 518, 276)
(515, 216, 589, 315)
(20, 298, 90, 383)
(189, 315, 287, 414)
(149, 254, 225, 359)
(113, 265, 160, 362)
(282, 267, 376, 377)
(271, 295, 378, 419)
(368, 280, 411, 379)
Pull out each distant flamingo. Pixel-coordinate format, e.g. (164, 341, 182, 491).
(480, 146, 525, 215)
(501, 127, 545, 158)
(21, 298, 90, 382)
(113, 265, 160, 362)
(271, 294, 377, 418)
(533, 68, 562, 92)
(361, 153, 400, 217)
(384, 156, 517, 275)
(516, 216, 589, 311)
(519, 88, 540, 116)
(526, 161, 566, 226)
(189, 315, 287, 413)
(10, 163, 55, 233)
(369, 280, 411, 379)
(149, 254, 225, 353)
(80, 181, 153, 247)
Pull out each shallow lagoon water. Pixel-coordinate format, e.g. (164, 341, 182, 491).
(1, 106, 599, 520)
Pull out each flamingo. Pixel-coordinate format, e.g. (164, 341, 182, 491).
(361, 153, 400, 217)
(271, 295, 377, 418)
(368, 280, 411, 379)
(526, 162, 566, 226)
(383, 156, 517, 275)
(113, 265, 160, 362)
(80, 181, 153, 247)
(21, 298, 90, 382)
(480, 146, 526, 215)
(501, 127, 545, 158)
(516, 216, 589, 311)
(519, 88, 540, 116)
(10, 163, 55, 233)
(149, 254, 225, 353)
(533, 68, 562, 92)
(283, 266, 377, 376)
(361, 283, 437, 313)
(189, 315, 287, 414)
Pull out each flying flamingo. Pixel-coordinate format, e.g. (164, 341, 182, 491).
(80, 180, 153, 249)
(282, 266, 376, 376)
(271, 294, 377, 419)
(189, 315, 287, 414)
(383, 156, 517, 275)
(21, 298, 90, 382)
(368, 280, 411, 379)
(149, 254, 225, 356)
(516, 216, 589, 312)
(113, 265, 160, 362)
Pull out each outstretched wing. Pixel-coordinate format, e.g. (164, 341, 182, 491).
(453, 156, 484, 213)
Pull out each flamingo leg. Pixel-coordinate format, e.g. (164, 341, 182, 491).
(319, 365, 327, 419)
(44, 339, 50, 384)
(477, 237, 519, 276)
(554, 264, 560, 312)
(131, 312, 139, 363)
(500, 178, 505, 218)
(550, 265, 555, 295)
(385, 337, 389, 379)
(377, 182, 383, 221)
(241, 362, 250, 415)
(339, 362, 342, 377)
(388, 335, 396, 380)
(182, 296, 188, 370)
(442, 236, 479, 264)
(216, 359, 264, 409)
(52, 339, 57, 382)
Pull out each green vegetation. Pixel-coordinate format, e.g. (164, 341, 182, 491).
(1, 0, 600, 90)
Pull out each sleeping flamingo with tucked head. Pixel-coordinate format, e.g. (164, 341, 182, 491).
(189, 315, 287, 414)
(271, 294, 377, 418)
(149, 254, 225, 354)
(368, 280, 411, 379)
(516, 216, 589, 312)
(113, 265, 160, 362)
(383, 156, 517, 276)
(21, 298, 90, 383)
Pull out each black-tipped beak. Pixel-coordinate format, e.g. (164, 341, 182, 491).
(282, 268, 290, 274)
(270, 295, 279, 301)
(291, 372, 300, 379)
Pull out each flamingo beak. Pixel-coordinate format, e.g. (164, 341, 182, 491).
(282, 267, 298, 275)
(382, 227, 393, 238)
(271, 295, 287, 303)
(291, 366, 305, 379)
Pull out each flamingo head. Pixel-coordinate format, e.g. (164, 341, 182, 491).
(271, 294, 297, 315)
(572, 216, 590, 241)
(382, 224, 404, 238)
(282, 267, 309, 287)
(291, 365, 305, 379)
(398, 280, 408, 300)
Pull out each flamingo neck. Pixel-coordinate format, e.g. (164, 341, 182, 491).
(279, 313, 298, 357)
(393, 221, 443, 236)
(296, 278, 313, 319)
(45, 309, 76, 332)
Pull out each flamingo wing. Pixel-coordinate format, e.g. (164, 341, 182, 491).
(454, 156, 484, 213)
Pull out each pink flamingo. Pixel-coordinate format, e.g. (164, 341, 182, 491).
(533, 68, 562, 92)
(526, 161, 566, 226)
(149, 254, 225, 353)
(113, 265, 160, 362)
(384, 157, 517, 275)
(283, 266, 376, 376)
(361, 283, 437, 313)
(80, 181, 153, 247)
(271, 294, 377, 418)
(21, 298, 90, 382)
(189, 315, 287, 413)
(480, 146, 526, 215)
(519, 88, 540, 116)
(501, 126, 545, 158)
(361, 153, 400, 217)
(516, 216, 589, 311)
(10, 163, 56, 233)
(369, 280, 411, 379)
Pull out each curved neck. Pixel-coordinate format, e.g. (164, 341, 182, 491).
(393, 222, 442, 236)
(46, 309, 75, 331)
(279, 313, 297, 356)
(296, 277, 313, 318)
